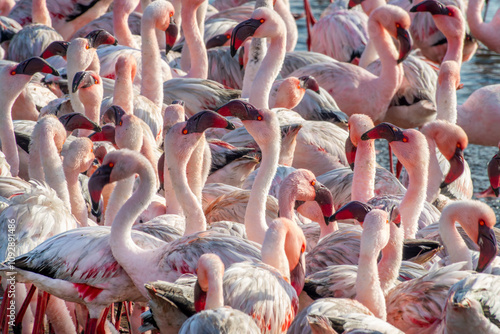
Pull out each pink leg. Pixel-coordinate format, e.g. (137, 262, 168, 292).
(96, 306, 110, 334)
(14, 284, 36, 331)
(85, 317, 98, 334)
(33, 291, 49, 334)
(123, 301, 132, 332)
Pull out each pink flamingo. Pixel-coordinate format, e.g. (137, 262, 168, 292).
(467, 0, 500, 54)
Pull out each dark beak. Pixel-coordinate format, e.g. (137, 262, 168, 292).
(206, 33, 231, 49)
(215, 100, 262, 121)
(361, 122, 406, 142)
(172, 100, 185, 106)
(488, 152, 500, 197)
(230, 18, 263, 57)
(348, 0, 364, 9)
(396, 27, 412, 64)
(299, 76, 320, 93)
(290, 254, 305, 296)
(59, 113, 101, 132)
(12, 57, 60, 76)
(158, 152, 165, 191)
(72, 71, 98, 93)
(440, 147, 465, 189)
(329, 200, 372, 223)
(280, 123, 303, 138)
(102, 105, 126, 126)
(409, 0, 451, 15)
(314, 182, 334, 221)
(476, 222, 498, 272)
(183, 110, 235, 134)
(0, 22, 19, 43)
(86, 29, 118, 48)
(88, 163, 114, 217)
(165, 19, 178, 56)
(88, 124, 116, 143)
(389, 205, 401, 228)
(238, 46, 245, 70)
(345, 136, 357, 170)
(40, 41, 69, 59)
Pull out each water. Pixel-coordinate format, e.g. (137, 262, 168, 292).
(289, 0, 500, 217)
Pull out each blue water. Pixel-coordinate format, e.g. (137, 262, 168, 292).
(290, 0, 500, 217)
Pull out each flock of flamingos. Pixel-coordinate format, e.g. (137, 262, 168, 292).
(0, 0, 500, 331)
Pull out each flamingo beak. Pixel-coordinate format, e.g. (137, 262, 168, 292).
(165, 19, 178, 56)
(440, 147, 465, 188)
(345, 136, 357, 170)
(290, 253, 306, 295)
(230, 18, 263, 57)
(348, 0, 364, 9)
(488, 152, 500, 197)
(361, 123, 406, 142)
(396, 26, 412, 64)
(72, 71, 97, 93)
(172, 100, 185, 106)
(215, 100, 262, 121)
(88, 163, 114, 217)
(389, 205, 401, 228)
(40, 41, 69, 59)
(12, 57, 60, 76)
(329, 201, 372, 223)
(183, 110, 235, 134)
(299, 76, 320, 94)
(88, 124, 116, 143)
(476, 222, 497, 272)
(102, 105, 127, 126)
(86, 29, 118, 48)
(158, 152, 165, 191)
(59, 113, 101, 132)
(313, 182, 334, 222)
(206, 33, 231, 49)
(194, 280, 207, 312)
(409, 0, 451, 15)
(0, 22, 18, 43)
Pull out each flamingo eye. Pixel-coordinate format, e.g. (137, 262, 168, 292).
(402, 136, 408, 143)
(257, 115, 263, 121)
(85, 44, 90, 49)
(301, 244, 306, 253)
(479, 219, 485, 226)
(311, 180, 316, 186)
(182, 128, 188, 134)
(170, 12, 174, 17)
(10, 70, 16, 75)
(226, 34, 231, 39)
(118, 121, 122, 126)
(260, 19, 265, 23)
(109, 162, 114, 168)
(457, 143, 461, 149)
(396, 23, 400, 28)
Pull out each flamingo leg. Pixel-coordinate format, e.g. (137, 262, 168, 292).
(85, 316, 98, 334)
(96, 306, 110, 334)
(388, 143, 394, 175)
(0, 286, 11, 333)
(123, 301, 132, 332)
(114, 302, 123, 330)
(33, 291, 49, 334)
(13, 284, 37, 333)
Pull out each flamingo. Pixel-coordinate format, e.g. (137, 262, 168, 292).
(412, 0, 500, 147)
(178, 254, 260, 333)
(88, 116, 262, 298)
(0, 56, 59, 177)
(467, 0, 500, 54)
(287, 5, 412, 123)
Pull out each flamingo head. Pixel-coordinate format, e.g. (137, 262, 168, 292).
(488, 148, 500, 197)
(72, 70, 100, 93)
(62, 138, 95, 173)
(102, 105, 127, 126)
(206, 33, 232, 49)
(348, 114, 375, 147)
(409, 0, 465, 41)
(216, 100, 262, 121)
(230, 7, 284, 57)
(183, 110, 235, 134)
(194, 254, 225, 312)
(40, 41, 69, 59)
(85, 29, 118, 48)
(59, 112, 101, 133)
(410, 0, 452, 16)
(361, 122, 406, 143)
(10, 56, 59, 76)
(298, 76, 320, 94)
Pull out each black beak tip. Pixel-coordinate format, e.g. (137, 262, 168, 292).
(494, 187, 500, 197)
(226, 122, 236, 130)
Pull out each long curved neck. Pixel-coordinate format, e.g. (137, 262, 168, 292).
(109, 160, 158, 296)
(105, 175, 135, 226)
(439, 211, 473, 270)
(369, 19, 403, 112)
(261, 223, 290, 279)
(0, 96, 20, 177)
(80, 87, 103, 137)
(64, 166, 89, 226)
(278, 187, 296, 221)
(274, 0, 297, 52)
(40, 132, 71, 211)
(424, 138, 444, 203)
(141, 16, 168, 110)
(167, 138, 207, 235)
(399, 157, 428, 239)
(356, 230, 386, 320)
(32, 0, 52, 26)
(436, 62, 459, 124)
(186, 137, 209, 203)
(113, 2, 138, 48)
(351, 139, 375, 203)
(249, 33, 286, 109)
(245, 135, 280, 244)
(114, 64, 135, 114)
(182, 1, 208, 79)
(378, 224, 403, 294)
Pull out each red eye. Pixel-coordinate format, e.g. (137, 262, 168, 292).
(257, 115, 263, 121)
(479, 219, 485, 226)
(457, 143, 461, 149)
(301, 244, 306, 253)
(311, 180, 316, 186)
(85, 44, 90, 49)
(118, 121, 122, 126)
(10, 70, 16, 75)
(182, 128, 188, 134)
(226, 34, 231, 39)
(109, 162, 114, 167)
(402, 137, 408, 143)
(260, 19, 265, 23)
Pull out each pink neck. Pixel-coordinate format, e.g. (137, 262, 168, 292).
(64, 165, 89, 226)
(182, 2, 208, 79)
(351, 140, 375, 203)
